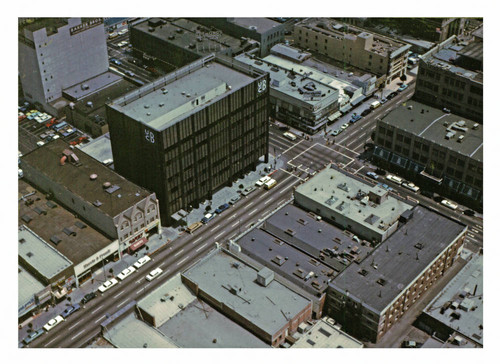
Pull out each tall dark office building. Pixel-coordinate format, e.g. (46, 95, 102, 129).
(107, 55, 270, 223)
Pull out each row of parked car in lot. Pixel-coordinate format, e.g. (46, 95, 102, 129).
(23, 254, 160, 345)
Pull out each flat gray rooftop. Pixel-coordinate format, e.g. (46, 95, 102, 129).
(78, 133, 113, 166)
(159, 299, 268, 348)
(292, 317, 363, 348)
(295, 166, 413, 238)
(114, 61, 253, 131)
(238, 228, 335, 294)
(18, 266, 45, 312)
(182, 250, 311, 337)
(329, 206, 467, 313)
(271, 44, 311, 62)
(263, 204, 374, 272)
(103, 313, 177, 348)
(230, 18, 282, 34)
(18, 225, 73, 281)
(379, 100, 483, 162)
(424, 254, 483, 345)
(63, 71, 121, 101)
(236, 53, 338, 108)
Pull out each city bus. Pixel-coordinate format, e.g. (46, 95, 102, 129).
(187, 222, 203, 234)
(283, 131, 297, 141)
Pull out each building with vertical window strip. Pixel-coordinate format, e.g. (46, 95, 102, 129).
(372, 100, 482, 209)
(106, 55, 269, 223)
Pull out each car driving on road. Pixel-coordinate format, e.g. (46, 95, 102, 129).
(133, 255, 151, 269)
(43, 315, 64, 331)
(146, 268, 163, 281)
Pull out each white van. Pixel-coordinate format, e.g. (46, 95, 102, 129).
(386, 174, 403, 185)
(283, 132, 297, 141)
(370, 101, 381, 110)
(264, 178, 277, 190)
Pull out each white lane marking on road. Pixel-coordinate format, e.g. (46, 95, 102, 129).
(94, 315, 106, 324)
(231, 221, 239, 228)
(44, 335, 60, 347)
(247, 202, 254, 207)
(258, 192, 267, 199)
(279, 168, 305, 181)
(68, 319, 84, 331)
(264, 198, 273, 205)
(91, 305, 103, 314)
(213, 230, 226, 240)
(71, 329, 86, 341)
(117, 299, 129, 308)
(196, 242, 208, 252)
(289, 143, 317, 164)
(210, 225, 220, 232)
(192, 237, 202, 244)
(174, 249, 184, 257)
(229, 214, 237, 220)
(135, 278, 142, 284)
(279, 178, 300, 194)
(248, 208, 259, 216)
(113, 290, 125, 299)
(282, 139, 304, 155)
(176, 256, 189, 266)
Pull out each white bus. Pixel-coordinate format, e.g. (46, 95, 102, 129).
(264, 179, 277, 190)
(283, 132, 297, 141)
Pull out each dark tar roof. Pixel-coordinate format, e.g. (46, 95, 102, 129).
(263, 204, 374, 273)
(329, 205, 466, 313)
(21, 139, 153, 218)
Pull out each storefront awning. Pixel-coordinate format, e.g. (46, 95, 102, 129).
(328, 111, 342, 121)
(129, 237, 148, 253)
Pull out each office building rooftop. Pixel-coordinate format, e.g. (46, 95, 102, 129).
(18, 225, 73, 281)
(230, 17, 283, 34)
(21, 139, 153, 218)
(379, 100, 483, 162)
(110, 56, 259, 132)
(295, 166, 413, 239)
(270, 44, 312, 62)
(182, 250, 311, 337)
(78, 133, 114, 167)
(424, 254, 483, 345)
(18, 266, 46, 311)
(236, 53, 338, 108)
(292, 317, 363, 348)
(329, 205, 467, 313)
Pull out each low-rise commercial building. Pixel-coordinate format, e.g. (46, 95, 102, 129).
(107, 54, 269, 223)
(291, 317, 363, 348)
(181, 249, 313, 347)
(414, 35, 483, 122)
(235, 53, 339, 133)
(294, 18, 410, 85)
(130, 18, 256, 72)
(191, 18, 285, 57)
(373, 100, 482, 209)
(20, 139, 161, 254)
(326, 205, 467, 342)
(294, 165, 413, 243)
(18, 180, 120, 288)
(418, 254, 483, 346)
(18, 266, 51, 321)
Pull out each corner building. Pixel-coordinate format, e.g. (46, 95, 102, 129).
(107, 55, 269, 223)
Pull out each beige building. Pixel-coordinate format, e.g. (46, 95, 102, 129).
(294, 18, 410, 85)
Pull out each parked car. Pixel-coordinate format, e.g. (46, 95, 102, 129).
(341, 123, 349, 130)
(377, 183, 393, 192)
(398, 84, 408, 92)
(201, 213, 215, 224)
(36, 141, 45, 147)
(360, 108, 372, 117)
(110, 58, 122, 66)
(256, 176, 271, 187)
(133, 255, 151, 269)
(215, 203, 230, 214)
(61, 303, 81, 318)
(386, 174, 403, 185)
(146, 268, 163, 282)
(366, 171, 379, 180)
(117, 266, 137, 281)
(98, 278, 118, 293)
(350, 114, 362, 123)
(441, 199, 458, 210)
(387, 91, 398, 99)
(380, 97, 388, 104)
(402, 340, 423, 348)
(229, 195, 241, 205)
(402, 181, 420, 193)
(81, 292, 97, 304)
(331, 129, 342, 136)
(23, 329, 45, 345)
(43, 315, 64, 331)
(463, 209, 475, 217)
(241, 186, 256, 196)
(124, 70, 135, 77)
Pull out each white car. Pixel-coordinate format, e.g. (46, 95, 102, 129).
(118, 29, 128, 35)
(98, 278, 118, 293)
(36, 141, 45, 147)
(117, 266, 137, 281)
(441, 199, 458, 211)
(146, 268, 163, 282)
(43, 315, 64, 331)
(255, 176, 271, 187)
(386, 174, 403, 185)
(133, 255, 151, 269)
(402, 182, 420, 193)
(341, 123, 349, 130)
